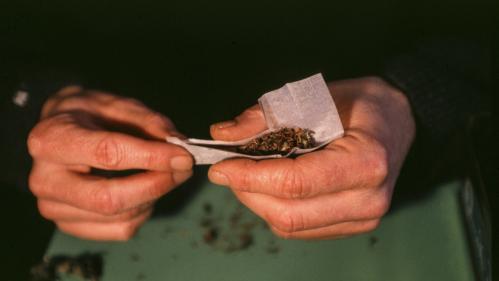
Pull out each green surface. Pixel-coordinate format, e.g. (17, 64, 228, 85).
(46, 178, 474, 281)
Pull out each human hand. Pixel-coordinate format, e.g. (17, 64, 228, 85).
(208, 77, 415, 239)
(27, 86, 193, 241)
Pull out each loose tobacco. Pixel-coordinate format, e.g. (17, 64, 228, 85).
(237, 127, 315, 155)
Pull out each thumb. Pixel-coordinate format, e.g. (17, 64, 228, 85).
(210, 104, 267, 141)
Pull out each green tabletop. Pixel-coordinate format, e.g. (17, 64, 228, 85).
(45, 173, 475, 281)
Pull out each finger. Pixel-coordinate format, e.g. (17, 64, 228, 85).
(56, 208, 153, 241)
(48, 91, 178, 140)
(269, 219, 380, 240)
(210, 104, 267, 141)
(28, 117, 193, 172)
(232, 189, 390, 233)
(37, 199, 153, 222)
(208, 133, 388, 199)
(91, 94, 178, 140)
(30, 162, 192, 215)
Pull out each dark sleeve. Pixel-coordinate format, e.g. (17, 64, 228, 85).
(380, 39, 491, 146)
(0, 70, 82, 190)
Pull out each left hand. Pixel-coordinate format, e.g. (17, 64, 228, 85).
(208, 77, 415, 239)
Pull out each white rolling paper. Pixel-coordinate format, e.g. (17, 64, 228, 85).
(166, 73, 344, 164)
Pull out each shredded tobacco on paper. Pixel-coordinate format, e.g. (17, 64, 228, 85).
(237, 127, 315, 155)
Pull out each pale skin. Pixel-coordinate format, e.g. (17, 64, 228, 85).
(28, 77, 415, 241)
(208, 77, 415, 239)
(27, 86, 194, 241)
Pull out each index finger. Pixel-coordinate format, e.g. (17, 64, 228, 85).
(208, 134, 388, 199)
(28, 117, 193, 172)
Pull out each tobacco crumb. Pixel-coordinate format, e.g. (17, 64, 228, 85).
(203, 227, 219, 244)
(266, 240, 280, 254)
(229, 207, 243, 226)
(240, 221, 258, 232)
(237, 127, 315, 155)
(203, 202, 213, 215)
(160, 226, 174, 239)
(238, 233, 254, 249)
(266, 245, 280, 254)
(31, 252, 103, 281)
(200, 217, 213, 228)
(130, 253, 140, 262)
(369, 236, 379, 247)
(198, 202, 259, 253)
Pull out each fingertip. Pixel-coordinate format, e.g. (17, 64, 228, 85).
(210, 105, 267, 141)
(211, 120, 237, 130)
(209, 120, 236, 141)
(167, 130, 187, 139)
(170, 155, 193, 172)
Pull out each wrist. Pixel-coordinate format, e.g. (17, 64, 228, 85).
(379, 77, 416, 143)
(366, 76, 416, 143)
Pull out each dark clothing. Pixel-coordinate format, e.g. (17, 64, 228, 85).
(381, 40, 491, 145)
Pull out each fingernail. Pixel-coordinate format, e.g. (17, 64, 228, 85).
(173, 171, 192, 184)
(209, 169, 230, 186)
(168, 131, 187, 139)
(212, 120, 236, 129)
(170, 156, 193, 171)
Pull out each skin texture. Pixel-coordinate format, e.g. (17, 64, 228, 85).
(209, 77, 416, 240)
(27, 86, 193, 241)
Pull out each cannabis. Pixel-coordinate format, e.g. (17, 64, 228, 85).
(237, 127, 315, 156)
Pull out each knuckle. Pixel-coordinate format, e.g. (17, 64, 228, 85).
(237, 162, 255, 191)
(118, 208, 142, 221)
(146, 177, 169, 199)
(27, 126, 46, 157)
(123, 97, 144, 106)
(28, 115, 78, 158)
(271, 227, 293, 239)
(95, 92, 120, 106)
(95, 134, 123, 169)
(92, 187, 122, 215)
(362, 219, 381, 233)
(278, 167, 309, 199)
(37, 201, 53, 220)
(361, 76, 384, 94)
(365, 141, 389, 186)
(369, 195, 391, 219)
(268, 209, 303, 233)
(117, 221, 138, 241)
(143, 152, 161, 170)
(55, 222, 71, 235)
(28, 171, 45, 196)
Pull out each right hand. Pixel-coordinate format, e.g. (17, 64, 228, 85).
(27, 86, 193, 241)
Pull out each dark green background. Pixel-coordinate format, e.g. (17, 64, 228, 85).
(0, 0, 490, 136)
